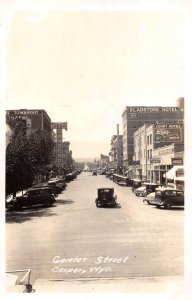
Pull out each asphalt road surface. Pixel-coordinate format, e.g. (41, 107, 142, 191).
(6, 172, 184, 291)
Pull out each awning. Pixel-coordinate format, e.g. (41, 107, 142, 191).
(163, 166, 184, 180)
(174, 176, 184, 181)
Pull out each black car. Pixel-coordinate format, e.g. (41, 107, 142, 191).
(150, 188, 184, 209)
(95, 188, 117, 208)
(6, 187, 56, 210)
(92, 170, 97, 176)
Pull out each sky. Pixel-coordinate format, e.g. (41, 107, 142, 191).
(1, 0, 191, 159)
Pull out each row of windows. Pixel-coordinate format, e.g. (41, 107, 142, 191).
(135, 149, 153, 160)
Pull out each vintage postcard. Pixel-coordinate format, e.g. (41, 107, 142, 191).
(1, 0, 192, 299)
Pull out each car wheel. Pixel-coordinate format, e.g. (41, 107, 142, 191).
(156, 205, 160, 209)
(164, 203, 171, 209)
(96, 203, 99, 207)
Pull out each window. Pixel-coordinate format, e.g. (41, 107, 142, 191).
(150, 134, 152, 144)
(150, 149, 152, 158)
(147, 136, 149, 145)
(147, 150, 150, 159)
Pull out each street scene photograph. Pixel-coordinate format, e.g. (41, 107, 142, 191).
(2, 1, 191, 298)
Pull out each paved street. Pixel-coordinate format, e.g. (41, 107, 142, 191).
(6, 172, 184, 291)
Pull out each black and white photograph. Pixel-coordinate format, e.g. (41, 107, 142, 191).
(1, 0, 192, 298)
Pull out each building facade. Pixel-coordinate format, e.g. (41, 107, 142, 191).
(109, 134, 123, 170)
(122, 98, 184, 167)
(133, 123, 184, 183)
(6, 109, 52, 132)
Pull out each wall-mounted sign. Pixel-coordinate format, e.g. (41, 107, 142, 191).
(128, 107, 180, 113)
(51, 122, 68, 130)
(150, 158, 161, 164)
(7, 110, 40, 115)
(154, 124, 183, 143)
(171, 158, 183, 165)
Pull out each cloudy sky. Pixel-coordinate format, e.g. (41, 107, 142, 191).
(2, 1, 190, 159)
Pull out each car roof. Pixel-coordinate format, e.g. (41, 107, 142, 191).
(98, 187, 114, 190)
(142, 182, 162, 186)
(28, 187, 52, 191)
(155, 187, 182, 192)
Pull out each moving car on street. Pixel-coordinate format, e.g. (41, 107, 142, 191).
(6, 187, 56, 210)
(150, 187, 184, 209)
(95, 188, 117, 208)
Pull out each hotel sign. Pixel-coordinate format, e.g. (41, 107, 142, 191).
(128, 107, 180, 113)
(154, 124, 183, 143)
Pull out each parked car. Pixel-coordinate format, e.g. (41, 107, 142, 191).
(95, 188, 117, 208)
(131, 180, 142, 192)
(92, 170, 97, 176)
(135, 183, 162, 197)
(47, 179, 63, 194)
(150, 188, 184, 209)
(143, 192, 156, 204)
(6, 187, 56, 210)
(135, 186, 148, 196)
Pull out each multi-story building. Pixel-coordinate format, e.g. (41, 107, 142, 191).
(6, 109, 52, 132)
(133, 123, 184, 183)
(109, 134, 123, 170)
(122, 98, 184, 167)
(100, 154, 109, 168)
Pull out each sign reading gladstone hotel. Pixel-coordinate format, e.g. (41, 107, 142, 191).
(127, 106, 182, 118)
(128, 107, 180, 113)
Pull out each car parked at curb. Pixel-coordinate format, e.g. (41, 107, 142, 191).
(143, 192, 156, 205)
(6, 187, 56, 210)
(150, 188, 184, 209)
(135, 183, 162, 197)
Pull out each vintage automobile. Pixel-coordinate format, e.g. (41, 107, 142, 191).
(95, 188, 117, 207)
(135, 183, 162, 197)
(92, 170, 97, 176)
(131, 180, 142, 192)
(143, 192, 156, 204)
(47, 179, 64, 194)
(6, 187, 56, 210)
(150, 187, 184, 209)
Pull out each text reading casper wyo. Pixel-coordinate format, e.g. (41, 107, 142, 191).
(52, 255, 129, 274)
